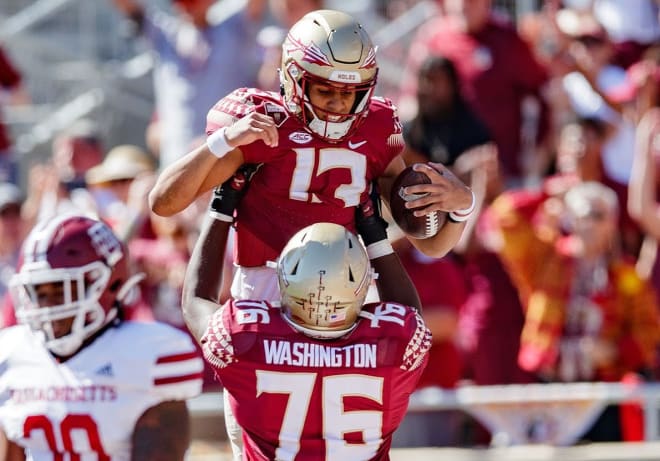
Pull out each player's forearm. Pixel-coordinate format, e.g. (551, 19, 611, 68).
(149, 145, 220, 216)
(371, 253, 422, 312)
(182, 215, 230, 341)
(409, 220, 466, 258)
(0, 431, 26, 461)
(131, 401, 190, 461)
(628, 111, 660, 236)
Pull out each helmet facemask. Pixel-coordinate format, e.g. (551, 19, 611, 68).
(12, 261, 115, 357)
(277, 223, 372, 339)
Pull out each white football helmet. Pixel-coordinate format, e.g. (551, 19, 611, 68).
(277, 223, 372, 339)
(10, 214, 141, 357)
(280, 9, 378, 142)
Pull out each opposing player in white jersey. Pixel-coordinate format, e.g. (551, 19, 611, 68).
(182, 177, 430, 460)
(0, 214, 204, 460)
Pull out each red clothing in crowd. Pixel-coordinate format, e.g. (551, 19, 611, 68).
(488, 187, 660, 381)
(397, 243, 466, 389)
(401, 15, 550, 179)
(457, 249, 534, 385)
(0, 47, 21, 152)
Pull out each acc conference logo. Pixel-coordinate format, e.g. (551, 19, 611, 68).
(289, 132, 313, 144)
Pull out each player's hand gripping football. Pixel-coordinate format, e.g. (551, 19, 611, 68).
(355, 182, 388, 247)
(209, 164, 261, 222)
(403, 162, 474, 217)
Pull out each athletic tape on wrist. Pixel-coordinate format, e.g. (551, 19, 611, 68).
(207, 127, 232, 159)
(366, 240, 394, 260)
(208, 210, 234, 223)
(448, 190, 476, 222)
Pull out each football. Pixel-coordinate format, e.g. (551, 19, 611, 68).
(389, 165, 446, 239)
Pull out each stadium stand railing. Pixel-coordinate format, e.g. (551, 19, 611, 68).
(188, 381, 660, 447)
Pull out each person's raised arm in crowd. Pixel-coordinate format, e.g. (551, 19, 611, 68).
(628, 107, 660, 237)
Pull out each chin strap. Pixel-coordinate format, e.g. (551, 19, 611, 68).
(307, 114, 353, 141)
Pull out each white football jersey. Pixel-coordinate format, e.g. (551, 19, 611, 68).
(0, 321, 204, 460)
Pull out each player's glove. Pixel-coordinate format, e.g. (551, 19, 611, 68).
(355, 182, 388, 247)
(209, 163, 261, 223)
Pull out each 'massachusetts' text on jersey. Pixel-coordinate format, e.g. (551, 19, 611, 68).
(201, 300, 431, 461)
(0, 322, 203, 460)
(206, 88, 404, 267)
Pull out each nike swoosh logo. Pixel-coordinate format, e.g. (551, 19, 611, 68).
(348, 140, 367, 149)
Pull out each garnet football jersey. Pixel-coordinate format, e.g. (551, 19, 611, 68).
(201, 300, 431, 461)
(206, 89, 404, 267)
(0, 321, 203, 460)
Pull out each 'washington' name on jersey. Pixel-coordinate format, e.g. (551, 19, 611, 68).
(201, 300, 431, 461)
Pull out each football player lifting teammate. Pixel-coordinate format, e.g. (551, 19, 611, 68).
(182, 172, 430, 460)
(149, 9, 476, 303)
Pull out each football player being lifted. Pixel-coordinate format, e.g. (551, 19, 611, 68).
(150, 9, 476, 305)
(0, 215, 203, 460)
(182, 171, 430, 461)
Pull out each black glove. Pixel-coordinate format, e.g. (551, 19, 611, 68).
(355, 182, 388, 246)
(209, 163, 261, 222)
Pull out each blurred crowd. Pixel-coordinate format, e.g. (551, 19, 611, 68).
(0, 0, 659, 450)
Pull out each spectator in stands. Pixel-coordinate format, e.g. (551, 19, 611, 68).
(449, 140, 532, 389)
(555, 118, 606, 184)
(545, 116, 640, 261)
(0, 183, 25, 303)
(487, 180, 660, 441)
(256, 0, 322, 91)
(555, 8, 626, 125)
(401, 54, 494, 169)
(598, 48, 660, 260)
(398, 0, 551, 186)
(85, 143, 157, 241)
(0, 45, 29, 185)
(626, 49, 660, 294)
(21, 119, 103, 227)
(130, 209, 224, 390)
(110, 0, 266, 169)
(592, 0, 660, 69)
(390, 236, 468, 448)
(399, 54, 530, 388)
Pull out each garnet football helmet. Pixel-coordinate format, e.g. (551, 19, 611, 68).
(10, 214, 140, 357)
(277, 222, 372, 339)
(280, 9, 378, 142)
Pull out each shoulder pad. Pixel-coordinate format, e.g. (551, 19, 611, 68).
(121, 322, 203, 398)
(369, 97, 402, 134)
(207, 89, 287, 131)
(359, 302, 431, 371)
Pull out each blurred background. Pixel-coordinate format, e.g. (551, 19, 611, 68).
(2, 0, 660, 459)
